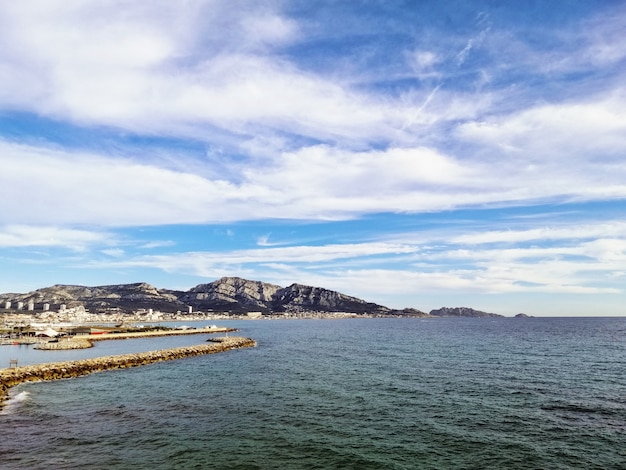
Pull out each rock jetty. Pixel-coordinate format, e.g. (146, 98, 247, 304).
(36, 339, 93, 350)
(33, 326, 237, 350)
(0, 336, 256, 408)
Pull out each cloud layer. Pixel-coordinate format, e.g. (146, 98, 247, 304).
(1, 1, 625, 314)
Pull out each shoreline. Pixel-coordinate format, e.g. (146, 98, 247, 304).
(0, 336, 256, 408)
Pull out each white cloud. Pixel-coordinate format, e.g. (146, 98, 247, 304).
(251, 145, 473, 201)
(0, 138, 482, 226)
(111, 242, 418, 269)
(0, 225, 109, 249)
(454, 95, 626, 205)
(240, 13, 299, 47)
(0, 2, 409, 145)
(456, 27, 489, 66)
(257, 235, 284, 247)
(3, 132, 626, 228)
(139, 241, 176, 249)
(458, 97, 626, 159)
(408, 50, 441, 80)
(451, 222, 626, 245)
(102, 248, 125, 258)
(79, 215, 626, 300)
(0, 140, 243, 226)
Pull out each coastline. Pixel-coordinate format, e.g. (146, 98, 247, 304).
(0, 336, 256, 408)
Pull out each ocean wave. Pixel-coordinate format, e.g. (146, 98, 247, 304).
(0, 390, 29, 415)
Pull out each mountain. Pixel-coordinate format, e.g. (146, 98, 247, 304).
(179, 277, 282, 312)
(0, 278, 501, 317)
(429, 307, 503, 318)
(270, 283, 391, 315)
(0, 282, 183, 313)
(0, 277, 429, 316)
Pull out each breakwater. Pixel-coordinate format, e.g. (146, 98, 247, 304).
(85, 326, 237, 341)
(0, 336, 256, 407)
(36, 339, 94, 350)
(34, 326, 238, 350)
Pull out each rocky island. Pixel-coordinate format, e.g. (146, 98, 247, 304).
(429, 307, 502, 318)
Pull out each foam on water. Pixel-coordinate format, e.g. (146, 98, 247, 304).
(0, 390, 29, 415)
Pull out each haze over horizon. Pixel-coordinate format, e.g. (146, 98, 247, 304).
(1, 1, 625, 316)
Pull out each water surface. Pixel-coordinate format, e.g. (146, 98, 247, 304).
(2, 317, 625, 469)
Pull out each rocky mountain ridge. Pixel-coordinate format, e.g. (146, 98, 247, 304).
(0, 277, 422, 316)
(0, 277, 500, 317)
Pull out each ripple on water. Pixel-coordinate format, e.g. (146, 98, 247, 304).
(1, 318, 626, 469)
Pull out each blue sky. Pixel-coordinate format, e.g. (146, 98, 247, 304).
(1, 1, 625, 316)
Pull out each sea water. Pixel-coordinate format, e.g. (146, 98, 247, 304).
(1, 317, 626, 469)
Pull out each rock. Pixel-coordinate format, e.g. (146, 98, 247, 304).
(429, 307, 503, 318)
(387, 308, 430, 317)
(180, 277, 281, 312)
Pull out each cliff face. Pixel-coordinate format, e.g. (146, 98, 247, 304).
(179, 277, 282, 312)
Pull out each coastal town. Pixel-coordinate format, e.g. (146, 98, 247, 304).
(0, 299, 259, 407)
(0, 299, 383, 348)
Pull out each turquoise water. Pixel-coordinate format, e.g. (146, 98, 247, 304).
(1, 317, 626, 469)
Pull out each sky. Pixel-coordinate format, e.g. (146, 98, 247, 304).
(1, 1, 625, 316)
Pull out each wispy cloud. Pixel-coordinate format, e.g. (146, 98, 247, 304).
(0, 225, 110, 250)
(0, 2, 407, 146)
(451, 222, 626, 245)
(4, 132, 625, 228)
(106, 242, 418, 269)
(78, 217, 626, 302)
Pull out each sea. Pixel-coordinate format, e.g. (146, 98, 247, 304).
(1, 317, 626, 469)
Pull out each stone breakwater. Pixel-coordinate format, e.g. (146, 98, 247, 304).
(85, 327, 237, 341)
(36, 339, 94, 350)
(0, 336, 256, 408)
(34, 326, 238, 350)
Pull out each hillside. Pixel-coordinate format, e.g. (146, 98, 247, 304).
(0, 277, 429, 317)
(0, 278, 504, 317)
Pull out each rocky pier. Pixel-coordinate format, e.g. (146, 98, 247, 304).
(34, 326, 238, 350)
(0, 336, 256, 408)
